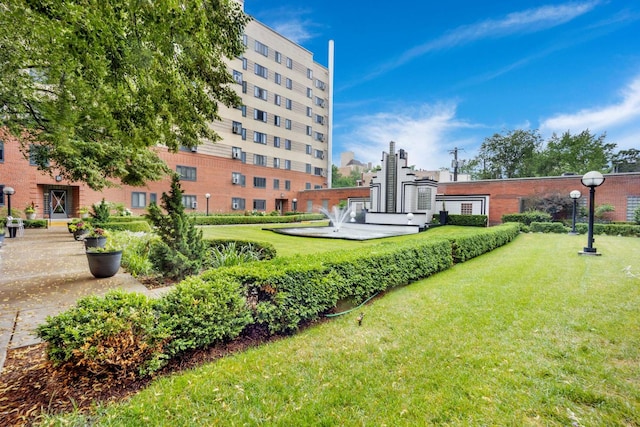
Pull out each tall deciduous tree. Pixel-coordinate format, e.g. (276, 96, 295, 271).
(0, 0, 249, 190)
(535, 130, 616, 176)
(611, 148, 640, 172)
(475, 129, 542, 179)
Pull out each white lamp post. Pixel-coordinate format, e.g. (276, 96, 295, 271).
(3, 186, 15, 217)
(569, 190, 581, 235)
(580, 171, 605, 255)
(205, 193, 211, 216)
(292, 198, 297, 212)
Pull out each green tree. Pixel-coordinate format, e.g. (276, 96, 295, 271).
(535, 130, 616, 176)
(0, 0, 249, 190)
(611, 148, 640, 173)
(474, 129, 543, 179)
(146, 174, 205, 281)
(331, 165, 362, 188)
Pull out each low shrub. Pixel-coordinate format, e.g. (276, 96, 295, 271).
(447, 214, 488, 227)
(575, 223, 640, 237)
(36, 290, 170, 377)
(205, 238, 276, 261)
(207, 242, 265, 268)
(194, 214, 324, 225)
(530, 222, 569, 233)
(502, 211, 552, 225)
(105, 216, 150, 223)
(156, 276, 253, 357)
(23, 219, 48, 229)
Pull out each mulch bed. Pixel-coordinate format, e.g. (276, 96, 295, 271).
(0, 325, 275, 426)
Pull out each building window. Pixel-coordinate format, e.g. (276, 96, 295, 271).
(273, 157, 280, 168)
(273, 179, 280, 189)
(253, 177, 267, 188)
(306, 144, 312, 155)
(286, 57, 292, 69)
(233, 70, 243, 84)
(315, 114, 324, 125)
(314, 132, 325, 142)
(286, 78, 292, 89)
(275, 51, 282, 63)
(255, 40, 268, 56)
(232, 172, 245, 185)
(627, 196, 640, 221)
(176, 165, 197, 181)
(274, 94, 281, 106)
(254, 109, 267, 122)
(306, 182, 311, 190)
(306, 163, 312, 174)
(307, 68, 313, 79)
(461, 203, 473, 215)
(253, 132, 267, 145)
(285, 119, 292, 130)
(285, 180, 291, 190)
(241, 57, 247, 70)
(285, 98, 292, 110)
(315, 79, 326, 90)
(307, 87, 312, 98)
(182, 194, 197, 209)
(232, 146, 243, 159)
(314, 167, 323, 176)
(417, 187, 432, 210)
(232, 197, 245, 210)
(315, 96, 325, 107)
(307, 107, 312, 117)
(132, 192, 146, 208)
(150, 193, 157, 204)
(232, 121, 243, 135)
(275, 72, 281, 85)
(254, 86, 268, 100)
(242, 34, 248, 46)
(274, 137, 281, 148)
(274, 115, 281, 127)
(285, 139, 292, 150)
(315, 149, 324, 159)
(253, 199, 266, 211)
(29, 144, 50, 167)
(306, 126, 312, 136)
(254, 63, 268, 79)
(0, 140, 3, 162)
(284, 159, 291, 170)
(254, 154, 267, 166)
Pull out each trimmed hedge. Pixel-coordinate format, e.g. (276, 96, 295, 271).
(104, 216, 149, 223)
(530, 222, 569, 233)
(502, 211, 552, 225)
(448, 223, 520, 263)
(194, 214, 325, 225)
(37, 224, 521, 377)
(204, 238, 277, 260)
(103, 221, 152, 232)
(575, 223, 640, 237)
(23, 219, 48, 229)
(447, 214, 488, 227)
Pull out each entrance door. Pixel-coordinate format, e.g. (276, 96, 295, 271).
(50, 190, 67, 219)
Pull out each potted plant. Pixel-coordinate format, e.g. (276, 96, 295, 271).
(84, 227, 108, 249)
(25, 202, 36, 220)
(68, 220, 91, 240)
(86, 240, 122, 278)
(0, 218, 5, 247)
(439, 201, 448, 225)
(78, 206, 91, 219)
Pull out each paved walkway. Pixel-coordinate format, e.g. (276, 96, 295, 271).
(0, 223, 166, 372)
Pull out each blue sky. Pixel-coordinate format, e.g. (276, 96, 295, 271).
(245, 1, 640, 171)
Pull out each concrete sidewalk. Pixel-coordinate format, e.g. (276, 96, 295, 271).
(0, 224, 165, 372)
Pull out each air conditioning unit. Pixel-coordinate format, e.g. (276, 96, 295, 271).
(191, 201, 197, 209)
(321, 170, 326, 177)
(232, 150, 241, 159)
(232, 176, 240, 184)
(191, 146, 198, 152)
(232, 202, 239, 210)
(232, 124, 242, 134)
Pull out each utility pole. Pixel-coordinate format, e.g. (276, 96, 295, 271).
(449, 147, 464, 182)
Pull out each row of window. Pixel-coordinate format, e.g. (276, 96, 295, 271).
(245, 82, 326, 111)
(247, 37, 326, 91)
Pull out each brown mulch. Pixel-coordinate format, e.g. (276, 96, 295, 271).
(0, 325, 276, 426)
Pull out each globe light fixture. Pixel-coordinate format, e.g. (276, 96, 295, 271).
(579, 171, 605, 255)
(569, 190, 581, 235)
(205, 193, 211, 216)
(3, 186, 15, 217)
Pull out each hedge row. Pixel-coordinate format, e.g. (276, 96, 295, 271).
(103, 221, 152, 233)
(530, 222, 569, 233)
(37, 224, 520, 377)
(502, 211, 552, 225)
(193, 214, 325, 225)
(575, 223, 640, 237)
(447, 214, 488, 227)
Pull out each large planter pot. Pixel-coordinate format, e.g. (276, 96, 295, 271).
(84, 236, 107, 249)
(26, 212, 36, 220)
(439, 210, 449, 225)
(8, 227, 17, 238)
(86, 250, 122, 278)
(0, 233, 4, 247)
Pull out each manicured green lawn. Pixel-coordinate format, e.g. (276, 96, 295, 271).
(56, 232, 640, 426)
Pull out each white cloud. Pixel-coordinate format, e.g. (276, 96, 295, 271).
(337, 103, 479, 170)
(540, 75, 640, 134)
(254, 7, 318, 45)
(272, 20, 314, 44)
(357, 1, 601, 84)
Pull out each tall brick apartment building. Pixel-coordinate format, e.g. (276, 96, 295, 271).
(0, 0, 333, 219)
